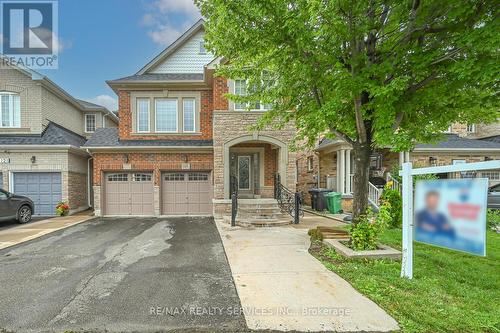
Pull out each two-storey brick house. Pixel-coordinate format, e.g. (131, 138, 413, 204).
(0, 60, 118, 216)
(85, 20, 296, 221)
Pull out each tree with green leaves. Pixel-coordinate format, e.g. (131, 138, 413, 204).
(196, 0, 499, 220)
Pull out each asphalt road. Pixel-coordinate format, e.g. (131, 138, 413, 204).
(0, 217, 246, 333)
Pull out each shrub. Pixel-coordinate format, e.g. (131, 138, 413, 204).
(380, 183, 402, 228)
(308, 228, 324, 242)
(55, 202, 70, 216)
(487, 209, 500, 230)
(349, 208, 388, 251)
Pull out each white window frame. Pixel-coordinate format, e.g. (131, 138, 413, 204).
(155, 98, 178, 133)
(182, 98, 196, 133)
(467, 124, 476, 134)
(307, 156, 314, 172)
(233, 79, 271, 111)
(0, 92, 21, 128)
(136, 98, 150, 133)
(85, 114, 96, 133)
(199, 40, 206, 55)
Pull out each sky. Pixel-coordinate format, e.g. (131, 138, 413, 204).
(39, 0, 202, 111)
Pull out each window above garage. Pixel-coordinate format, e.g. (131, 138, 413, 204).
(131, 91, 201, 135)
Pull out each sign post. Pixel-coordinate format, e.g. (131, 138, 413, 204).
(399, 160, 500, 279)
(401, 162, 414, 279)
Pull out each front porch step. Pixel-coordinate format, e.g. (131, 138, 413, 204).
(223, 215, 292, 227)
(222, 198, 292, 227)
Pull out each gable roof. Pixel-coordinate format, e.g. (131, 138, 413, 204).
(136, 19, 207, 75)
(1, 55, 118, 122)
(0, 122, 87, 148)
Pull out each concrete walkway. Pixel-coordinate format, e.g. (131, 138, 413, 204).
(0, 211, 94, 250)
(216, 214, 399, 332)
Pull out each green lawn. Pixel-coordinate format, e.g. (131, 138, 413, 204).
(311, 229, 500, 333)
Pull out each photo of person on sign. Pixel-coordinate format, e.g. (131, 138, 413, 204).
(416, 190, 456, 240)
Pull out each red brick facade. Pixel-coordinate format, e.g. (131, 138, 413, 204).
(92, 152, 214, 186)
(213, 76, 228, 110)
(117, 90, 214, 141)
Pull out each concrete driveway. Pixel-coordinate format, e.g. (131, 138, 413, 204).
(0, 217, 246, 333)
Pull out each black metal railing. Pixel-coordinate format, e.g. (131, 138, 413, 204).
(230, 175, 238, 226)
(274, 174, 302, 224)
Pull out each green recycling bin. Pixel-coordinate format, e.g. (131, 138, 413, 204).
(325, 192, 342, 214)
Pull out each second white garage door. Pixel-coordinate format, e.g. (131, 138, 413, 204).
(162, 172, 213, 215)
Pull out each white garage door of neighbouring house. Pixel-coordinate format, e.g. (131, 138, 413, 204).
(162, 172, 213, 215)
(13, 172, 62, 216)
(104, 173, 154, 216)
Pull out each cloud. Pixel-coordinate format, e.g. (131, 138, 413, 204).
(52, 35, 73, 53)
(143, 0, 201, 46)
(153, 0, 200, 16)
(87, 95, 118, 112)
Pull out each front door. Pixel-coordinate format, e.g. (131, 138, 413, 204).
(238, 155, 252, 197)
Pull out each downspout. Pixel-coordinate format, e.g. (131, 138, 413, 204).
(86, 149, 93, 208)
(103, 114, 108, 128)
(315, 151, 321, 188)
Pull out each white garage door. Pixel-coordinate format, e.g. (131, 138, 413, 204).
(162, 172, 213, 215)
(104, 173, 154, 216)
(13, 172, 62, 216)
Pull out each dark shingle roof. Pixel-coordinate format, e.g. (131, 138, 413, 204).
(480, 135, 500, 144)
(316, 138, 344, 150)
(84, 128, 213, 148)
(108, 73, 204, 84)
(0, 122, 87, 147)
(415, 134, 500, 150)
(315, 134, 500, 151)
(76, 99, 106, 110)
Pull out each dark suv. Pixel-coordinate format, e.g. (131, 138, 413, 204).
(0, 189, 34, 224)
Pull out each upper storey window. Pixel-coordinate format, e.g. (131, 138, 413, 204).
(199, 41, 206, 55)
(233, 79, 272, 111)
(467, 124, 476, 134)
(183, 99, 195, 132)
(155, 99, 178, 132)
(137, 99, 150, 132)
(85, 114, 96, 133)
(0, 92, 20, 128)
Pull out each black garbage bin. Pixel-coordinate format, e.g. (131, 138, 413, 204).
(309, 188, 333, 211)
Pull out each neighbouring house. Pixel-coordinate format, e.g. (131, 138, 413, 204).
(0, 60, 118, 216)
(85, 19, 296, 222)
(296, 122, 500, 210)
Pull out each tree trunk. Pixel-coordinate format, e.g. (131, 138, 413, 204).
(352, 143, 372, 222)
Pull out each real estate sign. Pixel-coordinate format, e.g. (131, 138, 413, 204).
(414, 178, 488, 256)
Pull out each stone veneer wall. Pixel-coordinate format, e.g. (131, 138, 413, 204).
(296, 148, 318, 206)
(411, 152, 500, 167)
(67, 172, 87, 211)
(212, 111, 297, 200)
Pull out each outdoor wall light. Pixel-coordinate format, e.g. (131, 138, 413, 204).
(429, 157, 437, 167)
(123, 154, 129, 163)
(182, 154, 188, 163)
(30, 156, 36, 164)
